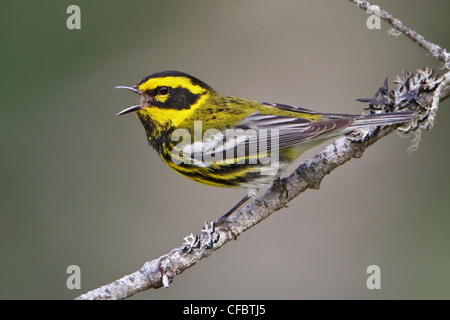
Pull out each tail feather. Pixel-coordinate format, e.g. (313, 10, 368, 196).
(349, 111, 415, 129)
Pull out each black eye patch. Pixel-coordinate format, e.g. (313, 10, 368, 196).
(151, 87, 203, 110)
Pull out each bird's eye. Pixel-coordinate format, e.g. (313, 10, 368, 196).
(158, 86, 170, 95)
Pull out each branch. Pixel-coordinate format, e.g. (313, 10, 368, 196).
(350, 0, 450, 68)
(76, 3, 450, 300)
(76, 68, 449, 300)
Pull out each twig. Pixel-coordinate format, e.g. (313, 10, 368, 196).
(423, 72, 450, 129)
(76, 2, 450, 300)
(349, 0, 450, 68)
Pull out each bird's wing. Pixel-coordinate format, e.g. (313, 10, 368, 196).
(177, 102, 353, 167)
(235, 102, 354, 150)
(181, 102, 412, 167)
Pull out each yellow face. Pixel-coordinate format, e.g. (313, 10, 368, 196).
(134, 71, 214, 128)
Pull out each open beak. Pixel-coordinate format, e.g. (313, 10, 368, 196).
(116, 105, 142, 116)
(115, 85, 143, 116)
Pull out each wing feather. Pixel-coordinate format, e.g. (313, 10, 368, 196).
(179, 101, 413, 166)
(208, 102, 354, 163)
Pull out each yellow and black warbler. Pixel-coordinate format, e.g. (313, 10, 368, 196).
(116, 70, 414, 220)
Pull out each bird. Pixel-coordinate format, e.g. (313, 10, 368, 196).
(116, 70, 415, 222)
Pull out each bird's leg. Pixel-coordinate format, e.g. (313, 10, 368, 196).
(217, 193, 252, 223)
(215, 190, 256, 239)
(270, 177, 289, 200)
(269, 177, 290, 208)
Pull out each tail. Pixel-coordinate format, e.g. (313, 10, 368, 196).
(349, 111, 415, 129)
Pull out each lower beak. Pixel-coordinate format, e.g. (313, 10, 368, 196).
(116, 105, 142, 116)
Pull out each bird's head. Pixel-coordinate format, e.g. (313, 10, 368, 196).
(116, 70, 214, 128)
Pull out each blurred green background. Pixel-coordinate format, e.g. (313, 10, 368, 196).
(1, 0, 449, 299)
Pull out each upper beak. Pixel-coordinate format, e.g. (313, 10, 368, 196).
(115, 85, 141, 94)
(115, 85, 142, 116)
